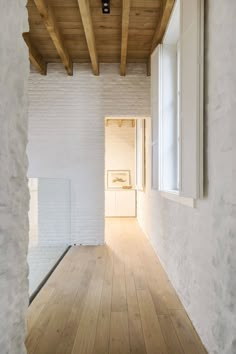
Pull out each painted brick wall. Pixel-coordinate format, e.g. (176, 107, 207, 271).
(0, 1, 29, 353)
(137, 1, 236, 353)
(28, 178, 71, 246)
(38, 178, 71, 246)
(105, 120, 135, 188)
(28, 64, 150, 245)
(28, 178, 38, 247)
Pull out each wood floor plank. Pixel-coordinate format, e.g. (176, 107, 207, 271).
(29, 249, 93, 354)
(132, 255, 148, 291)
(26, 247, 92, 354)
(111, 255, 127, 312)
(109, 311, 130, 354)
(93, 247, 113, 354)
(137, 228, 183, 314)
(148, 277, 170, 315)
(125, 267, 147, 354)
(171, 310, 207, 354)
(55, 259, 96, 354)
(27, 247, 79, 333)
(26, 300, 57, 354)
(163, 283, 183, 311)
(26, 219, 207, 354)
(158, 314, 184, 354)
(137, 289, 168, 354)
(26, 252, 75, 354)
(27, 285, 55, 333)
(71, 247, 107, 354)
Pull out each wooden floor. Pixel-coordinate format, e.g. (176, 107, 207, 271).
(26, 218, 207, 354)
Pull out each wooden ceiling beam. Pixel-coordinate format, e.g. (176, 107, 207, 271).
(120, 0, 131, 76)
(150, 0, 175, 54)
(23, 32, 47, 75)
(33, 0, 73, 75)
(78, 0, 99, 75)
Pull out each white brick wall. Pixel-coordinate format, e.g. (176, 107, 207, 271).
(0, 1, 29, 353)
(28, 63, 150, 245)
(137, 1, 236, 353)
(28, 178, 38, 247)
(28, 245, 67, 295)
(105, 120, 135, 188)
(28, 178, 71, 246)
(38, 178, 71, 245)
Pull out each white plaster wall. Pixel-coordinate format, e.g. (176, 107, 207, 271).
(28, 64, 150, 245)
(137, 1, 236, 353)
(105, 120, 135, 188)
(0, 1, 29, 353)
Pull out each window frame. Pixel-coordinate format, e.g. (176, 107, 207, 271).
(158, 0, 181, 196)
(151, 0, 204, 207)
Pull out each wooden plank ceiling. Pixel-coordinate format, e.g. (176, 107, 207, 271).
(25, 0, 175, 75)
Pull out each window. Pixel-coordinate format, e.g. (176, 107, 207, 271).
(151, 0, 204, 201)
(159, 42, 180, 192)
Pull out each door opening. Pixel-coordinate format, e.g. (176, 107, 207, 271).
(104, 117, 146, 232)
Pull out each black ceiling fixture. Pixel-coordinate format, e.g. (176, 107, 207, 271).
(102, 0, 110, 14)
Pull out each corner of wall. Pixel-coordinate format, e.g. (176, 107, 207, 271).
(0, 1, 30, 353)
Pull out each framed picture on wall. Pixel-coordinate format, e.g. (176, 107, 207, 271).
(107, 170, 131, 189)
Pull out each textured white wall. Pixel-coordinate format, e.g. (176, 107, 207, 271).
(137, 1, 236, 353)
(0, 1, 29, 353)
(28, 63, 150, 245)
(105, 120, 135, 188)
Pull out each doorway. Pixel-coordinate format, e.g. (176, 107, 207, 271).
(104, 117, 145, 221)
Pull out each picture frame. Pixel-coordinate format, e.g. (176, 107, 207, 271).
(107, 170, 131, 189)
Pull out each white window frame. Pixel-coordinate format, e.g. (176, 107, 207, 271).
(151, 0, 204, 207)
(158, 0, 183, 197)
(158, 42, 180, 194)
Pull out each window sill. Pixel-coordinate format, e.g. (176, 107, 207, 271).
(160, 190, 195, 208)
